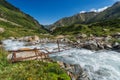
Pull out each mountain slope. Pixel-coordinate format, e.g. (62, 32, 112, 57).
(52, 19, 120, 36)
(49, 12, 98, 31)
(51, 2, 120, 36)
(49, 1, 120, 31)
(91, 1, 120, 22)
(0, 0, 47, 39)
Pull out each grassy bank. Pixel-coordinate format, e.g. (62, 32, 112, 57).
(52, 19, 120, 36)
(0, 20, 49, 40)
(0, 0, 49, 40)
(0, 47, 70, 80)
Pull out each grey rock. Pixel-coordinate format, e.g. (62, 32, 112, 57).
(9, 37, 15, 40)
(0, 27, 5, 33)
(82, 42, 99, 50)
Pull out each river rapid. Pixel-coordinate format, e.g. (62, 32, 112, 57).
(2, 39, 120, 80)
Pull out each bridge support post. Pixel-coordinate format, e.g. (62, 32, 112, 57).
(57, 40, 60, 52)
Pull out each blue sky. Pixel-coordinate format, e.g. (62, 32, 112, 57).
(7, 0, 119, 25)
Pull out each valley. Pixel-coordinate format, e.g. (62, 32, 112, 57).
(0, 0, 120, 80)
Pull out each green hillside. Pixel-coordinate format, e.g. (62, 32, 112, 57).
(49, 1, 120, 35)
(49, 12, 98, 31)
(90, 2, 120, 22)
(0, 0, 47, 39)
(50, 2, 120, 37)
(52, 19, 120, 36)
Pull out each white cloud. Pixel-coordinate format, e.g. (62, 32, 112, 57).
(97, 6, 109, 12)
(80, 11, 86, 13)
(90, 8, 97, 12)
(80, 6, 109, 14)
(90, 6, 109, 12)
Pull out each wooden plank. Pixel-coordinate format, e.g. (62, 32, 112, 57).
(10, 51, 50, 62)
(8, 46, 70, 63)
(8, 48, 41, 52)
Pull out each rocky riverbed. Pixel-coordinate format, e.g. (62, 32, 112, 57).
(1, 34, 120, 80)
(2, 39, 90, 80)
(50, 49, 120, 80)
(5, 35, 120, 52)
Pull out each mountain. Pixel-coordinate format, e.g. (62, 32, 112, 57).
(50, 2, 120, 36)
(0, 0, 47, 39)
(49, 1, 120, 31)
(49, 12, 98, 31)
(90, 1, 120, 22)
(52, 19, 120, 36)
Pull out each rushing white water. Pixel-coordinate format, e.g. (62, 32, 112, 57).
(50, 49, 120, 80)
(2, 39, 120, 80)
(2, 39, 64, 52)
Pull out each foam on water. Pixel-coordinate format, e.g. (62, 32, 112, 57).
(2, 39, 120, 80)
(50, 49, 120, 80)
(2, 39, 25, 50)
(2, 39, 62, 52)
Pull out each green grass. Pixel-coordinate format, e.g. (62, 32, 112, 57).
(52, 19, 120, 37)
(0, 20, 51, 40)
(0, 0, 48, 40)
(0, 47, 70, 80)
(109, 38, 120, 44)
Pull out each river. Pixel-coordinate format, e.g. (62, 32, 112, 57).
(2, 39, 120, 80)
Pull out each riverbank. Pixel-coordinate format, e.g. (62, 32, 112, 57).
(0, 35, 120, 80)
(1, 39, 90, 80)
(4, 35, 119, 52)
(0, 47, 71, 80)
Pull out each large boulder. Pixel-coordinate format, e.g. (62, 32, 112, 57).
(17, 37, 24, 41)
(83, 43, 98, 50)
(27, 37, 33, 42)
(104, 35, 112, 42)
(21, 36, 32, 42)
(103, 44, 112, 50)
(32, 35, 39, 41)
(0, 27, 5, 33)
(8, 37, 15, 40)
(17, 35, 40, 42)
(82, 41, 99, 50)
(112, 42, 120, 52)
(112, 33, 120, 38)
(67, 64, 90, 80)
